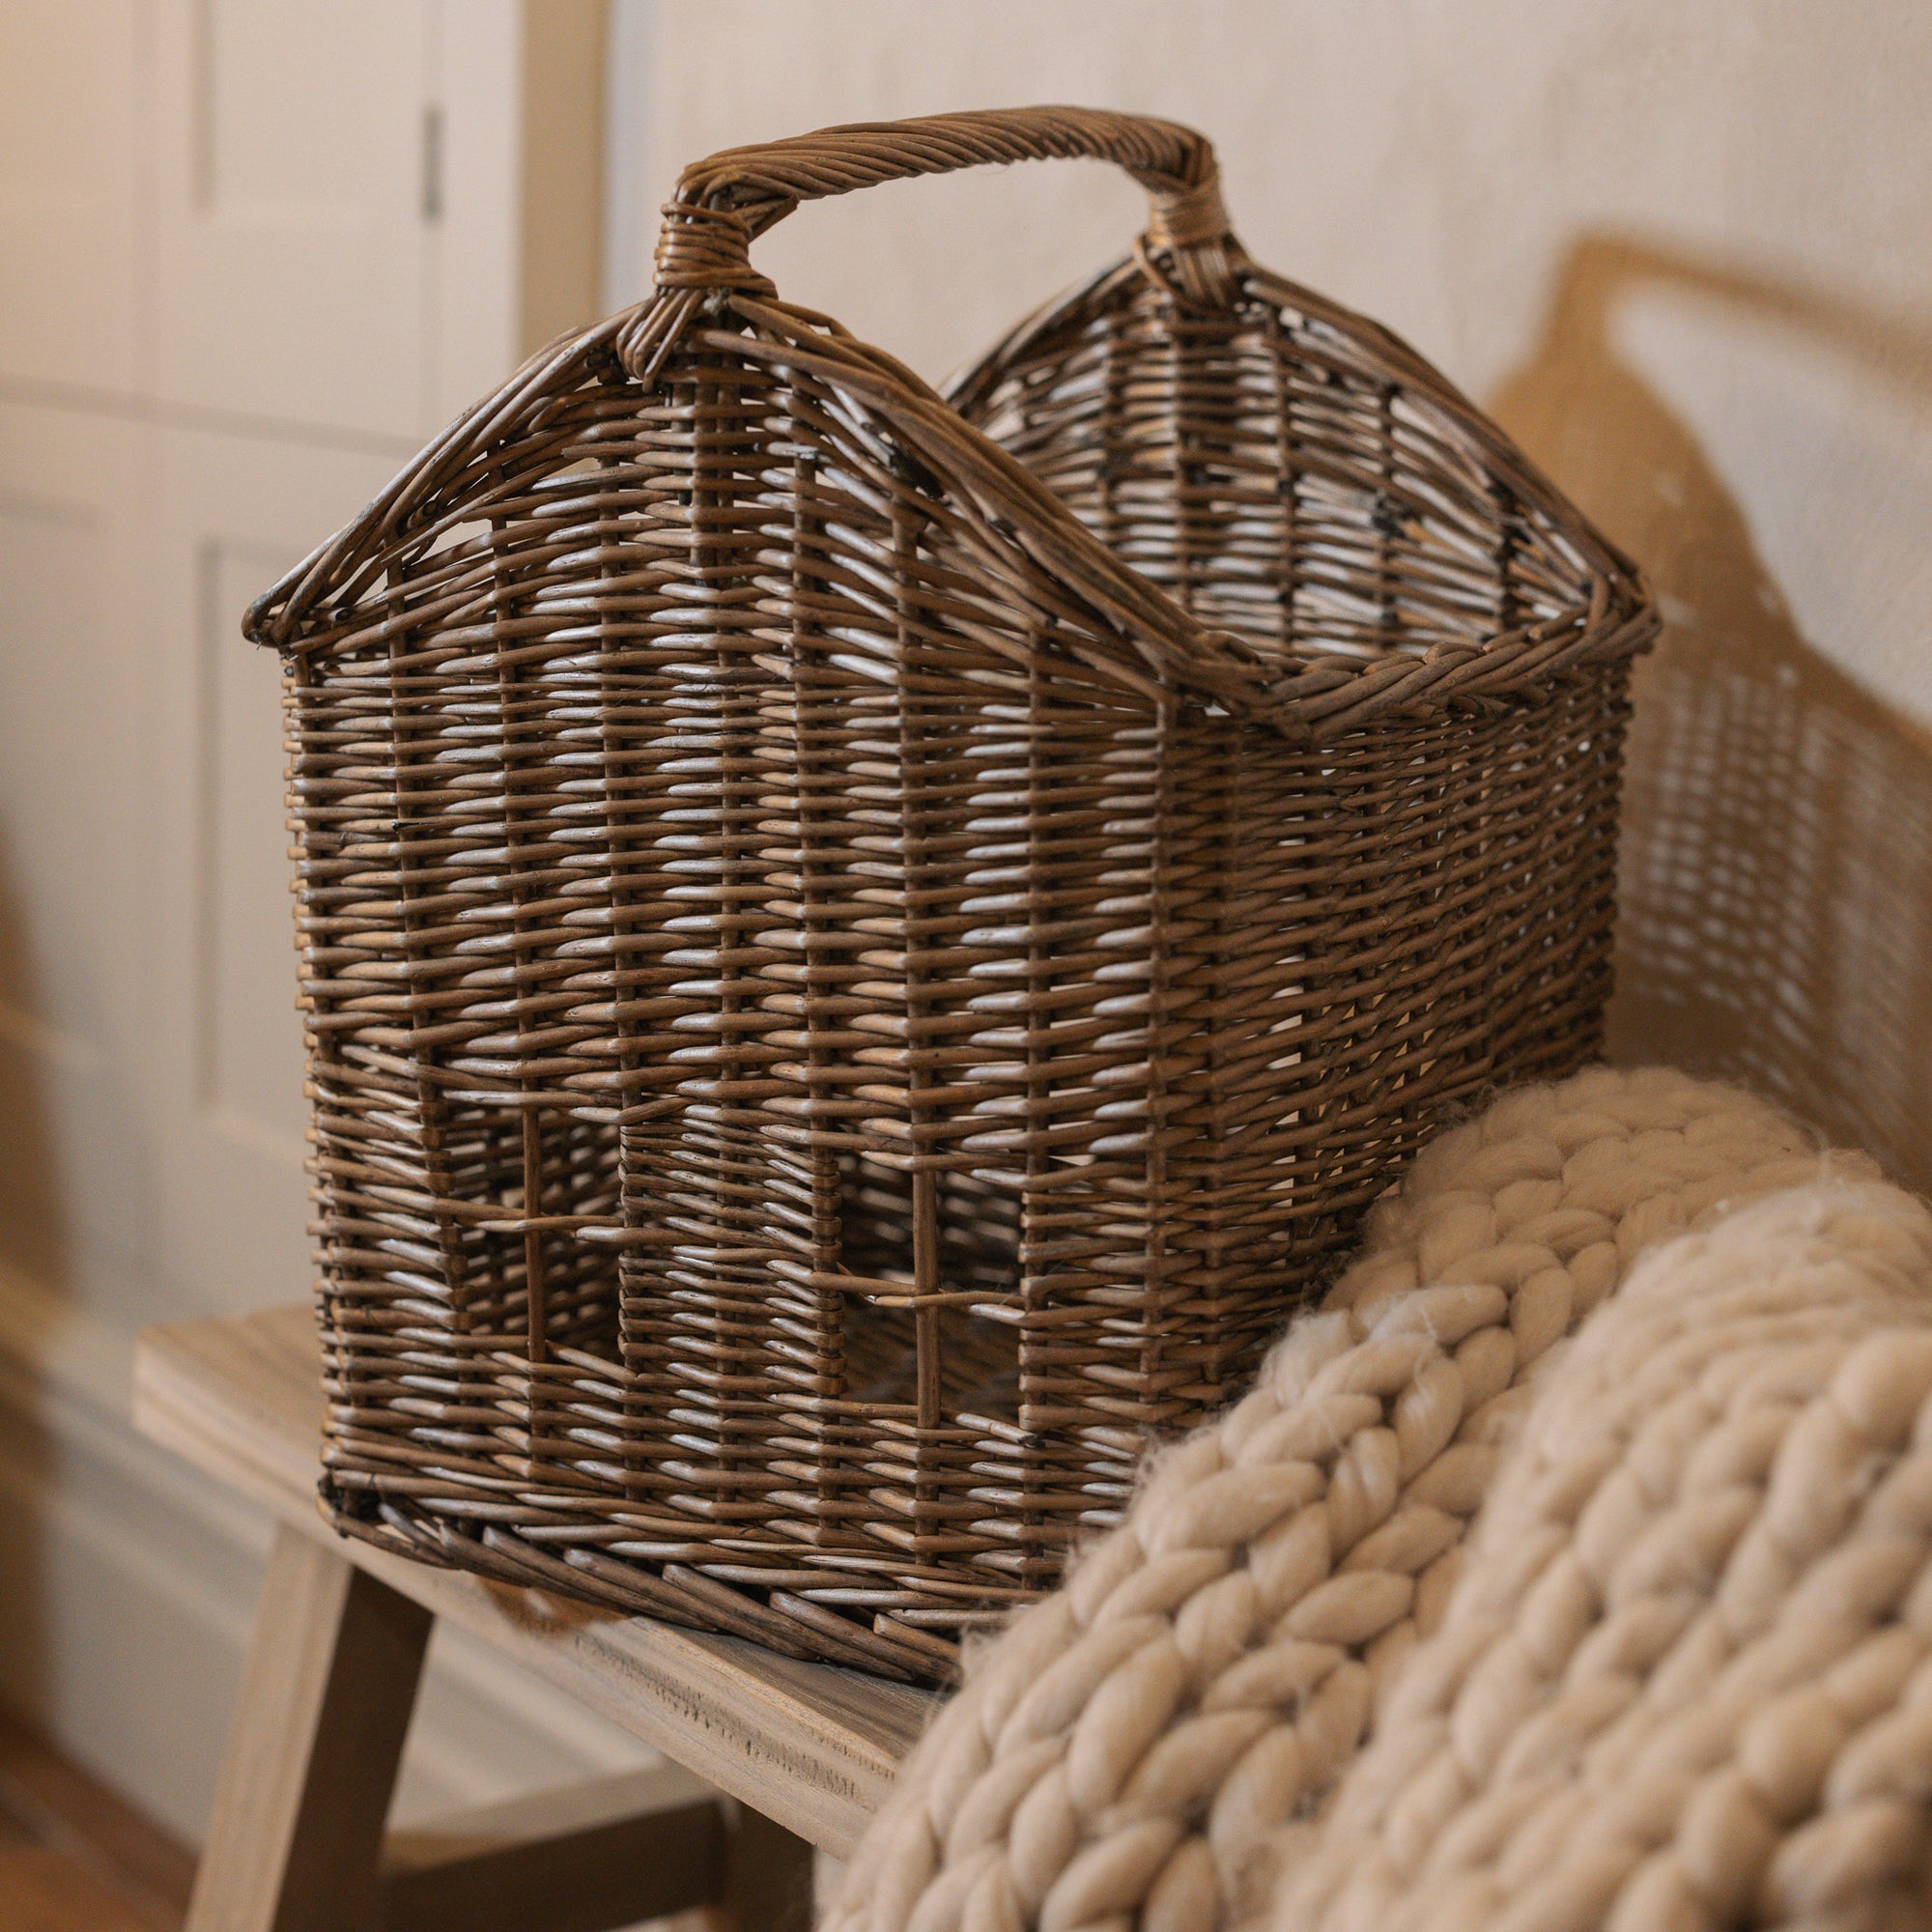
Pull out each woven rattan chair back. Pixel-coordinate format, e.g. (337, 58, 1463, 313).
(248, 108, 1656, 1683)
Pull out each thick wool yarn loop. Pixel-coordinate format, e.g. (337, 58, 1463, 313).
(1272, 1179, 1932, 1932)
(825, 1067, 1883, 1932)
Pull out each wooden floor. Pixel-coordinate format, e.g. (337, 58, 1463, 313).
(0, 1712, 192, 1932)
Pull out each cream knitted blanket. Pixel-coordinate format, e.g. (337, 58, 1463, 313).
(827, 1066, 1932, 1932)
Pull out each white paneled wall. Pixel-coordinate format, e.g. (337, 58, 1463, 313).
(138, 429, 393, 1320)
(0, 0, 644, 1844)
(152, 1, 440, 436)
(0, 0, 149, 395)
(0, 403, 152, 1321)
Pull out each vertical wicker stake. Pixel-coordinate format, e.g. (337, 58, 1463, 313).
(791, 446, 849, 1544)
(1018, 627, 1053, 1577)
(1493, 477, 1522, 635)
(1377, 382, 1400, 648)
(381, 556, 470, 1351)
(893, 489, 946, 1552)
(524, 1110, 547, 1369)
(912, 1174, 941, 1433)
(1142, 689, 1176, 1419)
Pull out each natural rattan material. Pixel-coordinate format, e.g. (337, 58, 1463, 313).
(246, 107, 1656, 1684)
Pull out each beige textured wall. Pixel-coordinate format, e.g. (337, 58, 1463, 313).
(612, 1, 1932, 1181)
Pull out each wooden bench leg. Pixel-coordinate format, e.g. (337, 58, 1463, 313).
(190, 1520, 838, 1932)
(376, 1764, 726, 1932)
(726, 1808, 817, 1932)
(187, 1522, 431, 1932)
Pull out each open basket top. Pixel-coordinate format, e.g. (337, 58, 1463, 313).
(245, 106, 1656, 735)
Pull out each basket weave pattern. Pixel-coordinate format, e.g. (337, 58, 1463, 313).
(248, 109, 1655, 1682)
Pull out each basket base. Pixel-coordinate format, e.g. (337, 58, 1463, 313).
(324, 1489, 966, 1688)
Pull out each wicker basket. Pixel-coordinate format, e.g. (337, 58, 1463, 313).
(247, 107, 1655, 1684)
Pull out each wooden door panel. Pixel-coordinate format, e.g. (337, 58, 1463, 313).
(142, 426, 404, 1313)
(0, 405, 151, 1304)
(0, 0, 148, 393)
(152, 0, 437, 439)
(198, 537, 309, 1164)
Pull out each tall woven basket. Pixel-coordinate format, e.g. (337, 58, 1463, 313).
(248, 108, 1656, 1684)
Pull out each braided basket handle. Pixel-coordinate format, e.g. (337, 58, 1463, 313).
(654, 106, 1242, 307)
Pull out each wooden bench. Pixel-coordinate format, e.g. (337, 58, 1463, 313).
(134, 1305, 939, 1932)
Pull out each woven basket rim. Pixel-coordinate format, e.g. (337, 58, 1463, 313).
(245, 110, 1657, 733)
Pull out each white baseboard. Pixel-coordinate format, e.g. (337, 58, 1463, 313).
(0, 1268, 656, 1846)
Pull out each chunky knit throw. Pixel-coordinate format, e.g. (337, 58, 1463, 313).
(826, 1066, 1932, 1932)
